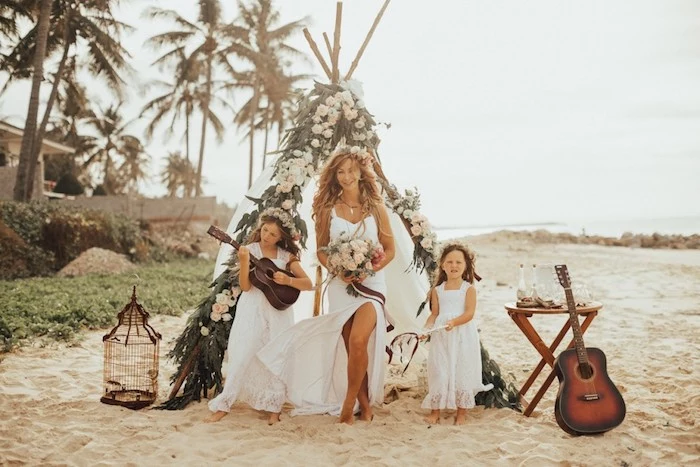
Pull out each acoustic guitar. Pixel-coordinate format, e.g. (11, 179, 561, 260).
(553, 264, 626, 435)
(207, 225, 299, 310)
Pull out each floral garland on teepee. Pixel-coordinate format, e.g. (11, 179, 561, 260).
(158, 80, 517, 410)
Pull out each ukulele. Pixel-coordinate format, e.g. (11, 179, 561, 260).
(207, 225, 299, 310)
(553, 264, 626, 435)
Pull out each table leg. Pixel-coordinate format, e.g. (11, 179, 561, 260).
(522, 312, 598, 417)
(520, 320, 572, 395)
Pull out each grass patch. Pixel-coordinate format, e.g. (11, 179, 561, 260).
(0, 258, 214, 352)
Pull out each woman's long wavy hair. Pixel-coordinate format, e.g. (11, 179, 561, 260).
(433, 242, 476, 287)
(312, 151, 386, 247)
(247, 214, 301, 258)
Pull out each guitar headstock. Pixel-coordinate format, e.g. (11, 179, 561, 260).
(555, 264, 571, 289)
(207, 225, 232, 245)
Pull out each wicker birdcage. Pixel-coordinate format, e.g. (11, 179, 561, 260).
(101, 286, 162, 409)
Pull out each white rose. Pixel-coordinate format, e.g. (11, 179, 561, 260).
(322, 128, 333, 138)
(315, 104, 329, 117)
(311, 124, 324, 134)
(310, 139, 321, 148)
(312, 116, 322, 123)
(350, 146, 360, 154)
(292, 149, 302, 156)
(355, 99, 365, 109)
(200, 326, 210, 336)
(340, 90, 353, 105)
(282, 199, 294, 210)
(222, 313, 232, 322)
(231, 286, 241, 297)
(345, 109, 358, 121)
(420, 237, 433, 249)
(325, 96, 337, 107)
(396, 206, 404, 214)
(354, 119, 365, 129)
(210, 311, 222, 322)
(403, 209, 414, 218)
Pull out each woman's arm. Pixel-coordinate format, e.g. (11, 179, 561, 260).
(374, 204, 395, 272)
(423, 288, 440, 329)
(315, 209, 330, 269)
(446, 286, 477, 330)
(272, 260, 313, 291)
(238, 246, 252, 292)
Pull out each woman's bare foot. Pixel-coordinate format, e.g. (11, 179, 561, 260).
(204, 411, 228, 423)
(267, 412, 281, 425)
(424, 410, 440, 425)
(455, 409, 467, 425)
(338, 401, 355, 425)
(358, 407, 373, 422)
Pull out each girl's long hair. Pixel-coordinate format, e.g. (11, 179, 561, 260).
(311, 151, 387, 247)
(432, 242, 476, 287)
(247, 214, 301, 258)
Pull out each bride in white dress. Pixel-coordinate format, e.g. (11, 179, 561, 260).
(257, 149, 395, 424)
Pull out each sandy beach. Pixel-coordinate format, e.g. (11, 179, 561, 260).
(1, 233, 698, 466)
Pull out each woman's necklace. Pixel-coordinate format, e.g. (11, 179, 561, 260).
(340, 197, 361, 215)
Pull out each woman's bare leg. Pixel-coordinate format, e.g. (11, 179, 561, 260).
(339, 303, 376, 425)
(357, 373, 372, 421)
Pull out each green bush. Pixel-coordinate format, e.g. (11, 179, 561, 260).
(0, 201, 141, 274)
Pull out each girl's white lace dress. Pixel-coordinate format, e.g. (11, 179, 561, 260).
(208, 242, 292, 413)
(257, 209, 393, 416)
(421, 281, 493, 410)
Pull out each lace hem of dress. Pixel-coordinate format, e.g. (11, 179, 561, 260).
(423, 390, 478, 410)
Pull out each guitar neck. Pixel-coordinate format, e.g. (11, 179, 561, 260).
(207, 226, 260, 268)
(563, 287, 590, 366)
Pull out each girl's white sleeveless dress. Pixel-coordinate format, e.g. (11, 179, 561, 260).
(208, 243, 293, 413)
(256, 210, 393, 416)
(422, 281, 493, 410)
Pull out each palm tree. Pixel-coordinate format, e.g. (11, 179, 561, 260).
(144, 0, 246, 196)
(140, 49, 233, 165)
(117, 135, 150, 195)
(11, 0, 51, 201)
(83, 103, 142, 194)
(0, 0, 31, 44)
(161, 151, 197, 197)
(228, 0, 308, 187)
(3, 0, 133, 201)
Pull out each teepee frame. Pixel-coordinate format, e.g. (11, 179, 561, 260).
(303, 0, 391, 85)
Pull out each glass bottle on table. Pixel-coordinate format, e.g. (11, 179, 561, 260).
(530, 264, 538, 299)
(516, 264, 528, 301)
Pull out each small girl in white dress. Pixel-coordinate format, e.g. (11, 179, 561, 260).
(420, 241, 493, 425)
(206, 208, 313, 425)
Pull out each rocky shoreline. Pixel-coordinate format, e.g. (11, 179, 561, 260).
(472, 229, 700, 250)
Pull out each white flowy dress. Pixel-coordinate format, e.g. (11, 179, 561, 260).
(421, 281, 493, 410)
(257, 210, 393, 416)
(208, 243, 292, 414)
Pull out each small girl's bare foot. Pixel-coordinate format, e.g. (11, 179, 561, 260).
(267, 413, 281, 425)
(424, 410, 440, 425)
(204, 411, 228, 423)
(455, 409, 467, 425)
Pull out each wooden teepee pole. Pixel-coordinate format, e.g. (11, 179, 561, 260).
(323, 32, 333, 59)
(303, 28, 333, 80)
(331, 2, 343, 83)
(344, 0, 391, 81)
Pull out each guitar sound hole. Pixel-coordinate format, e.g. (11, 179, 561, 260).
(576, 363, 595, 380)
(266, 270, 274, 279)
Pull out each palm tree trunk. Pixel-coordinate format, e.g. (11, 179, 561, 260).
(195, 43, 214, 197)
(185, 114, 191, 197)
(248, 76, 260, 188)
(262, 116, 269, 168)
(25, 30, 71, 199)
(13, 0, 52, 201)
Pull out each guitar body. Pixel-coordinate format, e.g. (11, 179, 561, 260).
(249, 257, 300, 310)
(554, 347, 626, 435)
(206, 225, 299, 311)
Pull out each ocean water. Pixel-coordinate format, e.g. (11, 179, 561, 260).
(434, 215, 700, 240)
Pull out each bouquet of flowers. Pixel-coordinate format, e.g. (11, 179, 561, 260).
(322, 232, 385, 296)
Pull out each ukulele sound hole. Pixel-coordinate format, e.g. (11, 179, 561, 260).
(576, 363, 595, 380)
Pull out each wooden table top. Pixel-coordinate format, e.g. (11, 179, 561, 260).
(504, 301, 603, 315)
